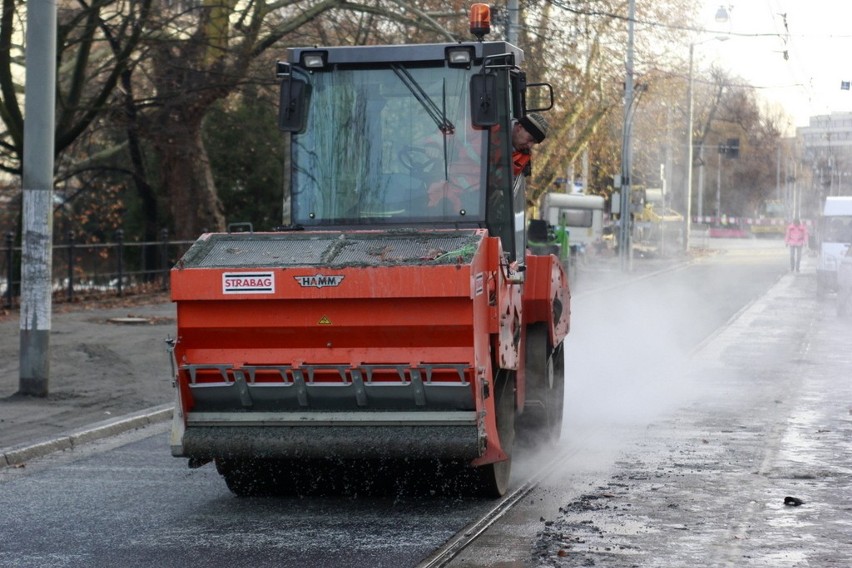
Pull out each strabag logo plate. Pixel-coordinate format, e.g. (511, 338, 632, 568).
(294, 274, 345, 288)
(222, 272, 275, 294)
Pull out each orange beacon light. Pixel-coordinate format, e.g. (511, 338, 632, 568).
(469, 4, 491, 40)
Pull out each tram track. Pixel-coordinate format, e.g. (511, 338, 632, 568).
(417, 446, 581, 568)
(417, 262, 689, 567)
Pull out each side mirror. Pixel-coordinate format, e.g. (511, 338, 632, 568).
(278, 77, 311, 133)
(524, 82, 554, 113)
(470, 73, 498, 127)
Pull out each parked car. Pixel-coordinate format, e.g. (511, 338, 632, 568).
(837, 244, 852, 316)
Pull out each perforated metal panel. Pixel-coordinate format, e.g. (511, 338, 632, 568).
(179, 230, 484, 269)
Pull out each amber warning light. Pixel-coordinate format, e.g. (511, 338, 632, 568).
(469, 3, 491, 40)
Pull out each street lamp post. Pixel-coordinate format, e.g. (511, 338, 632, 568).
(684, 42, 696, 251)
(683, 6, 731, 250)
(619, 0, 635, 271)
(716, 147, 722, 222)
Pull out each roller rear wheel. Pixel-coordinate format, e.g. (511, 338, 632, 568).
(517, 323, 565, 448)
(217, 458, 294, 497)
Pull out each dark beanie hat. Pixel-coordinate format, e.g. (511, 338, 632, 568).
(518, 112, 549, 143)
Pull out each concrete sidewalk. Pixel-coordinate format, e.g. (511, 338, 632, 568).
(0, 251, 688, 468)
(0, 297, 177, 465)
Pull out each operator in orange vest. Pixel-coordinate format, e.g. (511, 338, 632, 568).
(784, 218, 809, 272)
(511, 112, 549, 176)
(427, 112, 550, 210)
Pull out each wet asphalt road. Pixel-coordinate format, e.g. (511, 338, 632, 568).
(4, 239, 841, 568)
(447, 242, 852, 566)
(0, 424, 493, 568)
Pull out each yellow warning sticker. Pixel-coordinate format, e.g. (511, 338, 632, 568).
(318, 315, 332, 325)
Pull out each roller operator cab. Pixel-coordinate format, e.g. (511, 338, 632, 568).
(168, 6, 570, 498)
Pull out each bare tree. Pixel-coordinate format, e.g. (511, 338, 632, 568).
(0, 0, 26, 173)
(123, 0, 469, 239)
(516, 0, 696, 205)
(710, 71, 783, 216)
(1, 0, 787, 242)
(0, 0, 152, 175)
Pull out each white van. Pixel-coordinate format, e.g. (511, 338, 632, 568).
(817, 196, 852, 297)
(837, 245, 852, 315)
(538, 192, 606, 250)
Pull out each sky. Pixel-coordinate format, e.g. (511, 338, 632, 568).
(696, 0, 852, 133)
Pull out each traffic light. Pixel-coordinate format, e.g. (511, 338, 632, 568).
(719, 138, 739, 158)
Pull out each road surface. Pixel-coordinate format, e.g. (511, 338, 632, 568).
(6, 239, 848, 567)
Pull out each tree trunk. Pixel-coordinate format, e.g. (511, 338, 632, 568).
(152, 112, 225, 240)
(146, 21, 229, 241)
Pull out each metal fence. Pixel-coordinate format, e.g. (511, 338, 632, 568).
(2, 230, 196, 309)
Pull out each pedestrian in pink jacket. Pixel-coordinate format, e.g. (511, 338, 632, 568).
(784, 218, 808, 272)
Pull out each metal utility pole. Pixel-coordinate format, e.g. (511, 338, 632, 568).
(716, 148, 722, 222)
(19, 0, 57, 396)
(690, 65, 710, 225)
(697, 143, 706, 218)
(690, 9, 730, 226)
(684, 42, 696, 252)
(619, 0, 635, 271)
(507, 0, 520, 44)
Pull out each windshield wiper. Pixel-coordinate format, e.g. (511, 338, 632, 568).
(391, 65, 455, 135)
(391, 65, 455, 180)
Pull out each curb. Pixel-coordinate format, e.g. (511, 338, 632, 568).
(0, 403, 174, 468)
